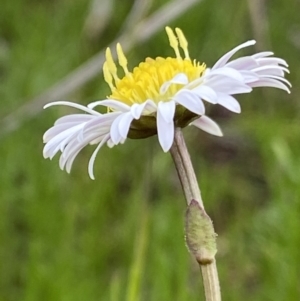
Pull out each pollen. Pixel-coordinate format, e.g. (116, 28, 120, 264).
(103, 27, 206, 106)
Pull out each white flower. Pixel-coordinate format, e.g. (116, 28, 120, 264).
(43, 27, 290, 179)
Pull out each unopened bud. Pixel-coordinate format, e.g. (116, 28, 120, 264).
(185, 199, 217, 265)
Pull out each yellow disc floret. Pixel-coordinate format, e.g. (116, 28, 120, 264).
(103, 27, 206, 106)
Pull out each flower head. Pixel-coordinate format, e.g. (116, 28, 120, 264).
(43, 27, 290, 179)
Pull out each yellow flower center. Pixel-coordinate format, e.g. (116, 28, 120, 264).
(103, 27, 206, 106)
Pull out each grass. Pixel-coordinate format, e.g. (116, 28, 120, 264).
(0, 0, 299, 300)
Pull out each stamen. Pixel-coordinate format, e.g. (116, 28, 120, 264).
(116, 43, 129, 75)
(105, 47, 119, 82)
(175, 28, 190, 60)
(104, 28, 205, 106)
(165, 27, 181, 59)
(103, 62, 115, 91)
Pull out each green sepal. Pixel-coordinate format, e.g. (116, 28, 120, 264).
(127, 106, 200, 140)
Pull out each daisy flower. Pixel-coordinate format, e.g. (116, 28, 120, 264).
(43, 27, 290, 179)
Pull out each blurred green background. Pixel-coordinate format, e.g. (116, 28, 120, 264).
(0, 0, 299, 300)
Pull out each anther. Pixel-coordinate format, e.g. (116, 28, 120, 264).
(105, 47, 119, 82)
(175, 28, 190, 60)
(103, 62, 115, 91)
(116, 43, 129, 75)
(165, 27, 181, 59)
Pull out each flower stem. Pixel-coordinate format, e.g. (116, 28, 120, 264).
(170, 128, 221, 301)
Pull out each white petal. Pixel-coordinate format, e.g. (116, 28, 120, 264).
(142, 99, 157, 115)
(88, 134, 110, 180)
(55, 114, 94, 125)
(257, 69, 284, 77)
(63, 131, 107, 173)
(249, 78, 291, 93)
(64, 143, 86, 173)
(79, 119, 114, 142)
(59, 132, 96, 167)
(191, 116, 223, 136)
(192, 85, 218, 104)
(253, 65, 289, 76)
(43, 109, 118, 177)
(216, 93, 241, 113)
(251, 51, 274, 59)
(226, 57, 259, 70)
(208, 67, 245, 82)
(256, 57, 289, 67)
(130, 103, 147, 119)
(118, 112, 134, 138)
(88, 99, 131, 112)
(44, 122, 82, 142)
(44, 101, 101, 116)
(89, 136, 103, 145)
(157, 101, 175, 123)
(212, 40, 256, 70)
(239, 70, 259, 83)
(185, 77, 204, 89)
(205, 76, 252, 95)
(157, 101, 175, 152)
(107, 139, 115, 148)
(86, 99, 106, 109)
(110, 114, 125, 144)
(43, 124, 83, 157)
(260, 75, 291, 87)
(57, 131, 81, 155)
(77, 114, 117, 142)
(82, 112, 121, 131)
(160, 73, 189, 94)
(59, 138, 85, 171)
(174, 90, 205, 115)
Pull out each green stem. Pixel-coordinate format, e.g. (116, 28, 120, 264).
(170, 128, 221, 301)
